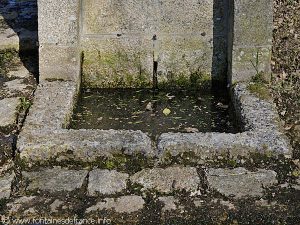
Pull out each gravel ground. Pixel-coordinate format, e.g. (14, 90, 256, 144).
(272, 0, 300, 158)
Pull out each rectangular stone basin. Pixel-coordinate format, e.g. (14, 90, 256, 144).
(17, 81, 291, 168)
(17, 0, 290, 168)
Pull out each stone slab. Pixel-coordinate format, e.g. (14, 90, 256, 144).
(4, 79, 32, 95)
(22, 167, 88, 193)
(156, 35, 213, 85)
(156, 0, 213, 34)
(82, 0, 213, 35)
(0, 97, 20, 133)
(38, 0, 80, 81)
(38, 0, 79, 46)
(207, 167, 277, 198)
(18, 129, 155, 165)
(81, 37, 153, 88)
(230, 46, 272, 83)
(6, 196, 37, 216)
(21, 81, 78, 130)
(88, 169, 129, 196)
(229, 0, 273, 82)
(85, 195, 145, 214)
(157, 130, 290, 161)
(0, 172, 15, 199)
(233, 0, 273, 47)
(232, 83, 279, 131)
(39, 45, 80, 82)
(50, 199, 64, 213)
(82, 0, 158, 35)
(7, 65, 32, 79)
(130, 166, 200, 194)
(158, 196, 180, 212)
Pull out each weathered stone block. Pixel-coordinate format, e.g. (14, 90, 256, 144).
(228, 0, 273, 82)
(0, 97, 20, 133)
(207, 167, 277, 198)
(0, 172, 15, 199)
(81, 37, 153, 88)
(38, 0, 80, 81)
(38, 0, 79, 46)
(18, 129, 155, 165)
(157, 35, 212, 86)
(158, 196, 181, 213)
(233, 0, 273, 47)
(82, 0, 158, 35)
(0, 28, 37, 51)
(22, 167, 88, 193)
(22, 81, 77, 130)
(80, 0, 219, 87)
(39, 45, 80, 82)
(130, 166, 200, 194)
(156, 0, 213, 34)
(231, 47, 272, 83)
(82, 0, 213, 35)
(88, 169, 129, 196)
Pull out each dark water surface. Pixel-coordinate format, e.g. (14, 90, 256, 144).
(70, 89, 239, 137)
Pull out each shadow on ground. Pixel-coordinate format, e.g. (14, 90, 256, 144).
(0, 0, 38, 82)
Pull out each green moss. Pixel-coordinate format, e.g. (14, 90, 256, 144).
(17, 151, 155, 175)
(247, 72, 272, 100)
(104, 154, 128, 170)
(0, 48, 19, 75)
(248, 82, 272, 100)
(159, 71, 211, 90)
(292, 170, 300, 178)
(18, 97, 31, 112)
(82, 50, 152, 88)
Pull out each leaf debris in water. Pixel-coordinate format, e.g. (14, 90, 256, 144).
(163, 108, 171, 116)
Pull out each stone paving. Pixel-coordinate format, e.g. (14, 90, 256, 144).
(0, 1, 299, 224)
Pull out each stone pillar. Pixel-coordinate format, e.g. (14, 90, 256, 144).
(228, 0, 273, 84)
(38, 0, 81, 83)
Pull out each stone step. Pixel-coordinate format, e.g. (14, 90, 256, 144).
(2, 165, 299, 224)
(20, 166, 278, 199)
(0, 97, 21, 134)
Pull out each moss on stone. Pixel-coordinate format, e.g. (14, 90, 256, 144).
(247, 72, 272, 100)
(159, 71, 211, 90)
(82, 50, 152, 88)
(0, 48, 19, 75)
(18, 151, 156, 175)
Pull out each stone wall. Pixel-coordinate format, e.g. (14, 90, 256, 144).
(228, 0, 273, 83)
(80, 0, 228, 88)
(38, 0, 273, 87)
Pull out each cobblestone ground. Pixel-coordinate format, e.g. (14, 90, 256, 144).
(0, 0, 299, 224)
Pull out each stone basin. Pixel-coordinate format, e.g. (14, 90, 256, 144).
(16, 0, 291, 168)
